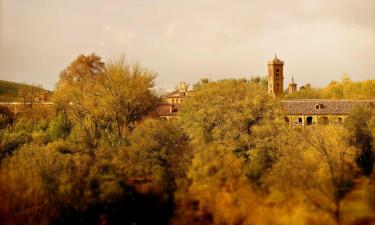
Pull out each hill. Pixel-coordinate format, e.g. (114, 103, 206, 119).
(0, 80, 51, 102)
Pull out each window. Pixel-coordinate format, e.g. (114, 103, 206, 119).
(276, 73, 279, 76)
(298, 118, 302, 123)
(318, 117, 329, 125)
(307, 116, 313, 125)
(315, 104, 324, 110)
(338, 117, 343, 123)
(276, 68, 279, 72)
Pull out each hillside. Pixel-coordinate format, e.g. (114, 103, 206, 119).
(0, 80, 51, 102)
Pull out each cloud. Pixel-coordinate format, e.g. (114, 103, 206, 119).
(127, 32, 136, 38)
(0, 0, 374, 90)
(164, 22, 177, 37)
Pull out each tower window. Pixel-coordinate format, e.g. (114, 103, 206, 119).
(276, 69, 279, 72)
(276, 73, 279, 76)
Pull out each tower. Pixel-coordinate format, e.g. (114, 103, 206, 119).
(267, 54, 284, 97)
(288, 77, 297, 94)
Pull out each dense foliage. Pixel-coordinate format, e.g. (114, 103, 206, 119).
(285, 76, 375, 100)
(0, 54, 374, 225)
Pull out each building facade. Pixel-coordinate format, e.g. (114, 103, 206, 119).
(282, 100, 375, 126)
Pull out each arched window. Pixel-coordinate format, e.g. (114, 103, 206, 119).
(318, 117, 329, 125)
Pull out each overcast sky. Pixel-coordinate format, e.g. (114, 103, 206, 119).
(0, 0, 374, 90)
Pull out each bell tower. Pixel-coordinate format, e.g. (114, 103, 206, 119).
(267, 54, 284, 97)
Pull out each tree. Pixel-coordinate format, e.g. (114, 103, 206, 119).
(118, 119, 192, 193)
(344, 105, 375, 176)
(284, 87, 322, 99)
(321, 76, 375, 100)
(173, 148, 262, 225)
(270, 127, 358, 225)
(19, 83, 39, 107)
(180, 79, 282, 153)
(53, 54, 158, 147)
(53, 53, 106, 147)
(96, 58, 158, 137)
(58, 53, 104, 84)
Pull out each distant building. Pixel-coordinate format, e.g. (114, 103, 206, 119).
(282, 100, 375, 126)
(165, 82, 189, 104)
(267, 55, 284, 97)
(149, 56, 374, 125)
(149, 82, 190, 119)
(288, 78, 297, 94)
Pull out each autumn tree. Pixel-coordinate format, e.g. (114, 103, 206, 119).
(19, 83, 39, 107)
(58, 53, 105, 83)
(270, 127, 359, 225)
(96, 59, 157, 138)
(321, 76, 375, 100)
(284, 87, 322, 99)
(344, 105, 375, 176)
(180, 79, 282, 152)
(173, 148, 263, 225)
(53, 54, 158, 146)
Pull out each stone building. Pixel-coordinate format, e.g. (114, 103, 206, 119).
(282, 100, 375, 126)
(149, 82, 190, 119)
(164, 82, 189, 104)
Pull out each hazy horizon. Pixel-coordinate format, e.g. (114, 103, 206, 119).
(1, 0, 374, 91)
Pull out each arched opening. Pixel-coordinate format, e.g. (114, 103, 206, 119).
(298, 117, 303, 125)
(318, 116, 329, 125)
(284, 117, 290, 123)
(338, 117, 343, 124)
(306, 116, 313, 125)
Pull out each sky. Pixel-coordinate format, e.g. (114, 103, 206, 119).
(0, 0, 374, 91)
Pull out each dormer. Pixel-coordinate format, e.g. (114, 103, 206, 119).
(315, 103, 324, 110)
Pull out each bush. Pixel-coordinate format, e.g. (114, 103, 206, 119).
(0, 130, 32, 159)
(47, 113, 71, 141)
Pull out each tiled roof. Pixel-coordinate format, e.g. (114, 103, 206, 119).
(148, 103, 180, 117)
(282, 99, 375, 115)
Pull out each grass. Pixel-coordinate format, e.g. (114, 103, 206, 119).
(0, 80, 51, 102)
